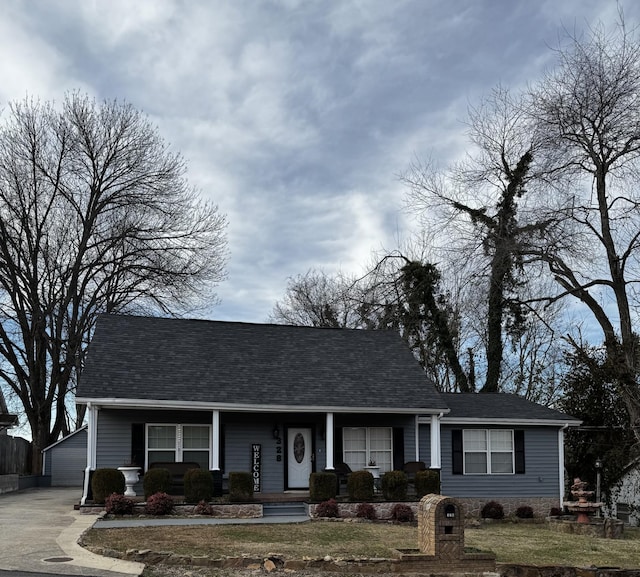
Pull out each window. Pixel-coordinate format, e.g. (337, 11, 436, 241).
(146, 424, 211, 469)
(343, 427, 392, 472)
(463, 429, 514, 474)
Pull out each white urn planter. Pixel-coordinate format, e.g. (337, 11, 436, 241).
(117, 466, 141, 497)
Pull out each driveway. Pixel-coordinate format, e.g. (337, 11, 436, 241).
(0, 487, 143, 576)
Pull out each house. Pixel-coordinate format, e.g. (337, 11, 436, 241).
(75, 314, 580, 515)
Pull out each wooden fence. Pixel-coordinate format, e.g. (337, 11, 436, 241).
(0, 434, 31, 475)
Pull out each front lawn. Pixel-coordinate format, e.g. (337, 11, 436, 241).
(82, 521, 640, 569)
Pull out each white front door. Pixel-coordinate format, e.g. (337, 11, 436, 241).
(287, 427, 313, 489)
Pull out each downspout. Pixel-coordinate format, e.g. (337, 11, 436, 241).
(81, 403, 98, 505)
(558, 424, 568, 507)
(415, 415, 420, 461)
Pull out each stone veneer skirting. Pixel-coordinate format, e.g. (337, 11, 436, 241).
(308, 501, 418, 520)
(81, 503, 263, 518)
(455, 497, 560, 518)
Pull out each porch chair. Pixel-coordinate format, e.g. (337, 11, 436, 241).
(333, 461, 353, 494)
(403, 460, 426, 485)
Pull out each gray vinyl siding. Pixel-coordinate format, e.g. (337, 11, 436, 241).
(96, 409, 213, 468)
(44, 428, 88, 486)
(440, 425, 560, 498)
(94, 408, 421, 493)
(334, 414, 417, 467)
(224, 422, 284, 492)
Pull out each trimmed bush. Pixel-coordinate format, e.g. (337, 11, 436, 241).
(143, 467, 172, 500)
(229, 471, 253, 502)
(91, 468, 125, 503)
(105, 492, 135, 515)
(481, 500, 504, 520)
(356, 502, 377, 520)
(316, 498, 340, 518)
(415, 470, 440, 498)
(145, 492, 174, 515)
(347, 470, 374, 501)
(516, 505, 534, 519)
(381, 470, 408, 501)
(391, 503, 414, 523)
(193, 500, 213, 515)
(184, 468, 213, 503)
(549, 506, 563, 517)
(309, 472, 337, 502)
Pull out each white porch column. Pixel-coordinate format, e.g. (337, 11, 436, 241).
(430, 413, 441, 469)
(558, 425, 567, 503)
(211, 410, 220, 471)
(414, 415, 420, 461)
(81, 403, 99, 505)
(325, 412, 334, 469)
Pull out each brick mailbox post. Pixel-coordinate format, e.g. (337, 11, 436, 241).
(418, 494, 465, 558)
(395, 494, 496, 574)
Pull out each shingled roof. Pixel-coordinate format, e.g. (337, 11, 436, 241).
(77, 314, 448, 413)
(440, 392, 580, 425)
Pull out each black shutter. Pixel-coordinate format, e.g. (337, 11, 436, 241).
(393, 428, 405, 471)
(334, 427, 343, 465)
(452, 429, 463, 474)
(131, 423, 145, 469)
(514, 430, 525, 474)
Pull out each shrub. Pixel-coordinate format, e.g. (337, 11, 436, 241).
(381, 470, 408, 501)
(481, 500, 504, 520)
(316, 498, 340, 518)
(516, 505, 534, 519)
(228, 471, 253, 502)
(143, 468, 172, 500)
(193, 500, 213, 515)
(347, 470, 374, 501)
(309, 472, 337, 502)
(390, 503, 414, 523)
(91, 468, 125, 503)
(184, 468, 213, 503)
(415, 470, 440, 498)
(105, 492, 135, 515)
(145, 492, 174, 515)
(549, 506, 563, 517)
(355, 502, 377, 520)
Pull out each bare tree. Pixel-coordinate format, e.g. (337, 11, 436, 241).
(270, 269, 362, 328)
(0, 93, 227, 471)
(403, 88, 560, 392)
(530, 18, 640, 443)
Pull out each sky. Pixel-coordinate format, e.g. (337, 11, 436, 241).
(1, 0, 638, 324)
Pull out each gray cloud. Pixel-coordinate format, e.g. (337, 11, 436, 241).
(1, 0, 636, 322)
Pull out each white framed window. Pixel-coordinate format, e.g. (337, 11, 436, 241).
(343, 427, 393, 473)
(463, 429, 514, 475)
(146, 424, 211, 469)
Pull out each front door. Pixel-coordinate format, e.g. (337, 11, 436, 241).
(287, 427, 313, 489)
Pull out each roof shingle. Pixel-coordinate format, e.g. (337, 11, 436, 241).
(77, 315, 448, 412)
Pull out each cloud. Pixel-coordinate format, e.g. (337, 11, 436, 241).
(1, 0, 638, 325)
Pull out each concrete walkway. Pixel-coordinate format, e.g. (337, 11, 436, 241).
(0, 487, 144, 576)
(0, 487, 310, 575)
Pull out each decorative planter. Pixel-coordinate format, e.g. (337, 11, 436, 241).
(117, 466, 141, 497)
